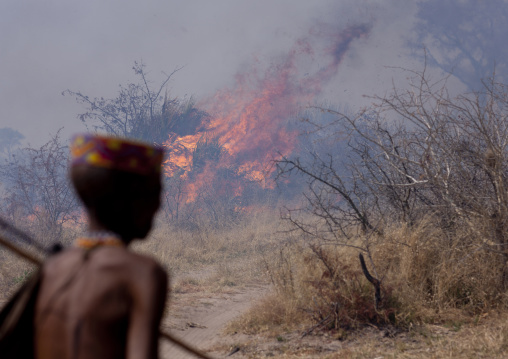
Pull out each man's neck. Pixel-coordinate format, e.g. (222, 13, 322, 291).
(87, 217, 132, 245)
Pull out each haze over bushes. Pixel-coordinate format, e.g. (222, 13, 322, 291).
(2, 0, 508, 339)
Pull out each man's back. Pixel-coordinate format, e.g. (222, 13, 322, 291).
(32, 134, 168, 358)
(34, 246, 167, 359)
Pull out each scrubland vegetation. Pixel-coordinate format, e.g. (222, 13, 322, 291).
(215, 74, 508, 356)
(212, 70, 508, 356)
(3, 209, 508, 357)
(3, 2, 508, 356)
(2, 64, 508, 357)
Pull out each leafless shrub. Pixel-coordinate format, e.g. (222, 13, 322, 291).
(63, 62, 209, 145)
(0, 130, 80, 244)
(276, 67, 508, 317)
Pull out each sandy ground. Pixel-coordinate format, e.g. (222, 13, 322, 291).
(159, 272, 269, 359)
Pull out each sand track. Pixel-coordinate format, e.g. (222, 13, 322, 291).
(160, 283, 267, 358)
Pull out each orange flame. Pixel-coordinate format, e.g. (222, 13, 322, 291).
(163, 23, 371, 204)
(163, 133, 202, 176)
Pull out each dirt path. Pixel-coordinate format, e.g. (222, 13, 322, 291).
(160, 281, 268, 359)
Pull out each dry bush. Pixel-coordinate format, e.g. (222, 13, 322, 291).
(298, 245, 397, 330)
(268, 69, 508, 339)
(238, 214, 508, 337)
(240, 236, 399, 334)
(262, 243, 298, 296)
(376, 218, 508, 321)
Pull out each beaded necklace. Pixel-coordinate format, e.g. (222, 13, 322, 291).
(74, 231, 125, 249)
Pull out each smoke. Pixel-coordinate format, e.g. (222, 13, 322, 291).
(0, 0, 420, 146)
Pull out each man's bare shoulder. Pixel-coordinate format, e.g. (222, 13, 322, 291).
(43, 247, 166, 281)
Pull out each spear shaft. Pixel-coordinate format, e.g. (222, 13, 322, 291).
(0, 233, 213, 359)
(0, 234, 41, 266)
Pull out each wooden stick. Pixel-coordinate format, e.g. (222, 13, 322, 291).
(0, 234, 214, 359)
(0, 235, 42, 266)
(159, 331, 212, 359)
(359, 253, 381, 309)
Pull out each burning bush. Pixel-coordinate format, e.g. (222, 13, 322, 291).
(65, 21, 373, 228)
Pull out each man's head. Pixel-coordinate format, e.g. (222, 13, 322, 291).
(70, 134, 164, 242)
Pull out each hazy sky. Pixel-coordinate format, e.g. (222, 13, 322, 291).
(0, 0, 425, 146)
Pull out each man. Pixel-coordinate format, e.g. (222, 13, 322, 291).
(34, 134, 168, 359)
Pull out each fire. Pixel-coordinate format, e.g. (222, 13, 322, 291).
(163, 133, 201, 176)
(163, 23, 371, 204)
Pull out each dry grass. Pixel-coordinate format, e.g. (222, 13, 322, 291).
(214, 311, 508, 358)
(0, 209, 279, 302)
(227, 215, 508, 358)
(0, 225, 81, 302)
(226, 292, 308, 336)
(132, 209, 282, 292)
(4, 209, 508, 357)
(376, 218, 508, 321)
(0, 249, 36, 302)
(325, 312, 508, 358)
(232, 240, 399, 336)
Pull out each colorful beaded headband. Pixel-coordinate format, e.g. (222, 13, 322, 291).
(70, 134, 164, 175)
